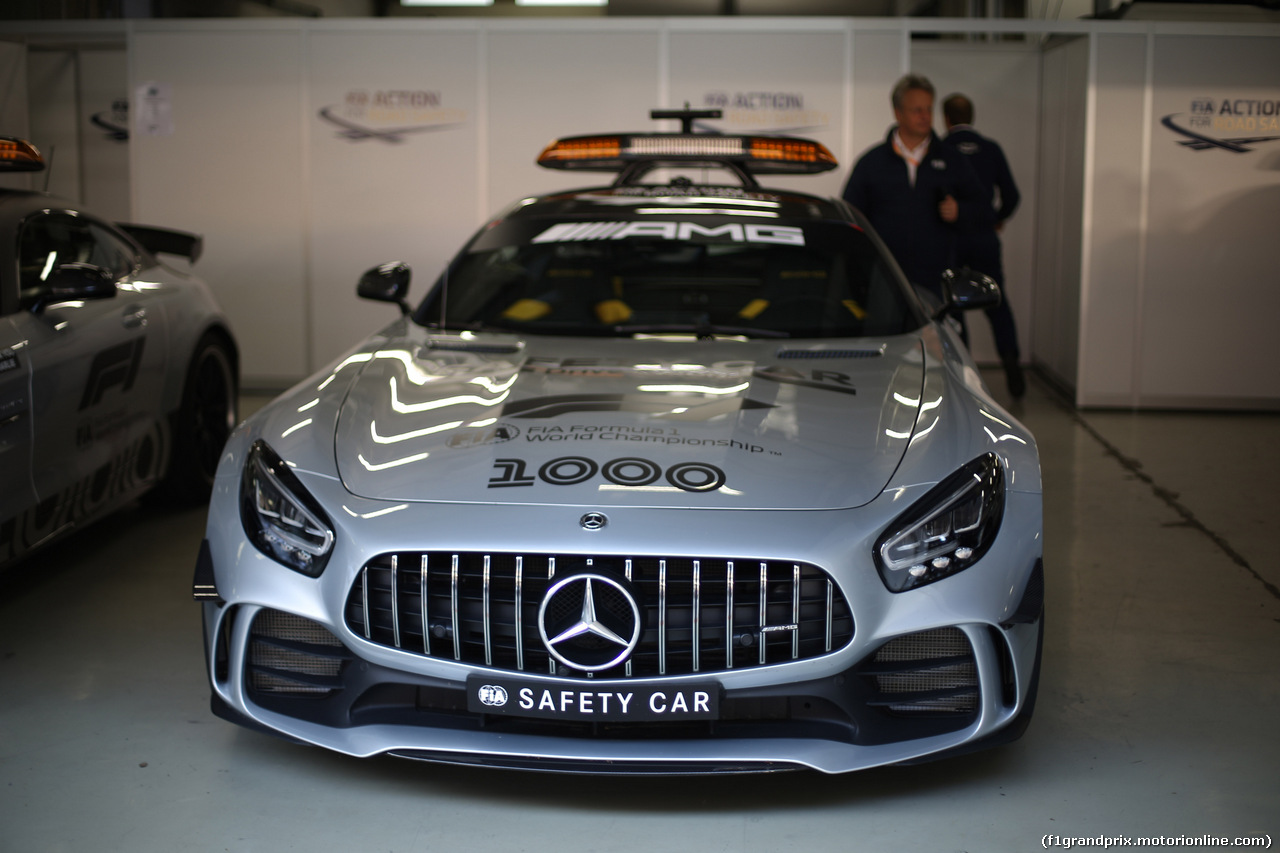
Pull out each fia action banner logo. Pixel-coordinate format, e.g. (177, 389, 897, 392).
(1162, 96, 1280, 153)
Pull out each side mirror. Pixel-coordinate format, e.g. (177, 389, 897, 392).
(358, 262, 412, 316)
(33, 263, 118, 312)
(937, 267, 1001, 318)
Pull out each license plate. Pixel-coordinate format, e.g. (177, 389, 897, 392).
(467, 675, 720, 722)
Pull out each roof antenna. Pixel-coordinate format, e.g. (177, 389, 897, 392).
(43, 145, 54, 193)
(650, 103, 722, 134)
(437, 261, 448, 330)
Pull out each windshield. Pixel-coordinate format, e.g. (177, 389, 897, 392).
(416, 216, 921, 339)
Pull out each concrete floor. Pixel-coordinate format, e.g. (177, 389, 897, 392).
(3, 369, 1277, 852)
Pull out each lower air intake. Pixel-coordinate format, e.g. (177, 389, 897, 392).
(247, 609, 350, 697)
(865, 627, 979, 715)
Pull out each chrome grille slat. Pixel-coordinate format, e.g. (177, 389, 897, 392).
(825, 578, 833, 653)
(420, 555, 430, 655)
(624, 559, 633, 678)
(390, 554, 401, 649)
(482, 555, 492, 667)
(726, 561, 735, 671)
(450, 555, 461, 661)
(791, 563, 800, 660)
(346, 552, 854, 679)
(758, 562, 767, 667)
(361, 566, 371, 640)
(514, 556, 524, 671)
(692, 560, 701, 673)
(658, 559, 668, 677)
(546, 557, 556, 675)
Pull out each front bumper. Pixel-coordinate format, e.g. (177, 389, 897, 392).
(194, 484, 1043, 775)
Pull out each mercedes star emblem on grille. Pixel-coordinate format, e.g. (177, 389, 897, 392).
(580, 512, 608, 530)
(538, 573, 641, 672)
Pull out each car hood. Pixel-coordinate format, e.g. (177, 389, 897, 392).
(331, 330, 926, 510)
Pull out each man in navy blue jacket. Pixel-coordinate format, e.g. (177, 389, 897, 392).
(842, 74, 985, 344)
(942, 93, 1026, 398)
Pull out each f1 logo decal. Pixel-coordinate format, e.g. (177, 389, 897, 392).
(79, 338, 146, 411)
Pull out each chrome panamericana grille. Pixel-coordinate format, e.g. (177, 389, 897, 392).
(345, 552, 854, 678)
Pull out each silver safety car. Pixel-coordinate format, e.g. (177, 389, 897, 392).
(1, 137, 238, 570)
(195, 110, 1042, 775)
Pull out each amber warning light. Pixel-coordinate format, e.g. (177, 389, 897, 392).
(537, 133, 837, 175)
(0, 137, 46, 172)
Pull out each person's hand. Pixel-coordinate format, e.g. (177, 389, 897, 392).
(939, 195, 958, 223)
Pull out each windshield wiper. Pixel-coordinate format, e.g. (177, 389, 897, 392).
(614, 322, 789, 340)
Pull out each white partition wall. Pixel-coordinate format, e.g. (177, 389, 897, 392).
(486, 24, 665, 212)
(1075, 27, 1280, 409)
(1035, 35, 1090, 397)
(913, 42, 1041, 365)
(306, 25, 484, 372)
(1137, 34, 1280, 408)
(4, 18, 1276, 408)
(124, 18, 923, 383)
(0, 41, 31, 192)
(666, 22, 849, 199)
(1076, 32, 1146, 406)
(76, 49, 131, 222)
(131, 25, 310, 387)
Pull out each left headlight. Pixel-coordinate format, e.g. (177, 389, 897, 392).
(875, 453, 1005, 593)
(240, 439, 335, 577)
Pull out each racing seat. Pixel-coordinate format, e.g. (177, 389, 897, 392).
(738, 250, 865, 333)
(501, 262, 631, 326)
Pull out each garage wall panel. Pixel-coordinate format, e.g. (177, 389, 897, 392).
(487, 26, 663, 215)
(0, 41, 30, 192)
(1138, 34, 1280, 407)
(912, 44, 1041, 365)
(1077, 33, 1147, 406)
(25, 52, 80, 203)
(667, 27, 848, 199)
(131, 28, 308, 386)
(850, 28, 905, 164)
(306, 27, 482, 370)
(77, 50, 131, 222)
(1032, 36, 1088, 394)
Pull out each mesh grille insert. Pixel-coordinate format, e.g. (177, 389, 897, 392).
(864, 627, 978, 715)
(247, 610, 350, 697)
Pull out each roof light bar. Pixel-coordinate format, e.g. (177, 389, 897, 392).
(0, 137, 46, 173)
(537, 133, 837, 176)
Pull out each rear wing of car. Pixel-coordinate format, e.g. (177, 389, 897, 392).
(537, 107, 837, 189)
(117, 223, 204, 264)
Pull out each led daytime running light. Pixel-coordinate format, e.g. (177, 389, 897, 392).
(875, 454, 1005, 593)
(241, 440, 335, 577)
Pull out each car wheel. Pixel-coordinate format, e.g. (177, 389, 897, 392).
(158, 331, 238, 504)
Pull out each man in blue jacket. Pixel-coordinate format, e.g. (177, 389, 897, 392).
(942, 92, 1026, 398)
(842, 74, 985, 345)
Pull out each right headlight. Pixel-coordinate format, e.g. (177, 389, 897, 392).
(875, 453, 1005, 592)
(240, 439, 334, 577)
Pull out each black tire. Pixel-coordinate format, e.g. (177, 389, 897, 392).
(157, 331, 238, 504)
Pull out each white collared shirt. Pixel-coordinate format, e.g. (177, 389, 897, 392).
(891, 130, 929, 187)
